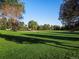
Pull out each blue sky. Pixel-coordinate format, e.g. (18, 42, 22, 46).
(23, 0, 63, 25)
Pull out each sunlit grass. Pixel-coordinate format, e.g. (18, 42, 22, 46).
(0, 30, 79, 59)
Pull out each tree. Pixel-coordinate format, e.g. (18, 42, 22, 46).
(59, 0, 79, 31)
(0, 17, 27, 31)
(28, 20, 38, 30)
(37, 25, 43, 30)
(53, 25, 60, 30)
(0, 0, 24, 31)
(7, 18, 13, 30)
(0, 18, 7, 30)
(18, 21, 27, 31)
(50, 25, 54, 30)
(43, 24, 50, 30)
(60, 25, 69, 30)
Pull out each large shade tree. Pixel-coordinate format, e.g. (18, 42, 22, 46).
(59, 0, 79, 31)
(0, 0, 24, 31)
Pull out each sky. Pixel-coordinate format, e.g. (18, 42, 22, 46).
(23, 0, 63, 25)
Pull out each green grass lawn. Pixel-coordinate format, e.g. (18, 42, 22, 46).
(0, 30, 79, 59)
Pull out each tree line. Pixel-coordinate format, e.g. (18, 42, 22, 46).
(0, 18, 69, 31)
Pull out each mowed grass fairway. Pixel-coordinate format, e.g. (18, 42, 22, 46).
(0, 30, 79, 59)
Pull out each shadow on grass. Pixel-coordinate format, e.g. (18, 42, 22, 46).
(0, 34, 79, 50)
(55, 31, 79, 34)
(23, 34, 79, 41)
